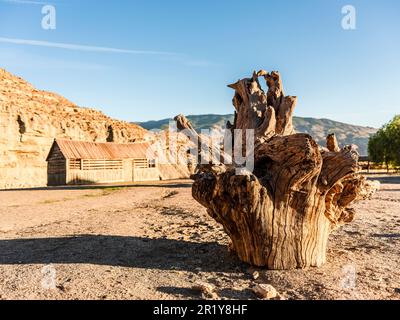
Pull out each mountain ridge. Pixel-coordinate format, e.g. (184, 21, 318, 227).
(138, 114, 377, 156)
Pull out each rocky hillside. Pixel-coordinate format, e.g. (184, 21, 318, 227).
(139, 114, 377, 156)
(0, 69, 147, 189)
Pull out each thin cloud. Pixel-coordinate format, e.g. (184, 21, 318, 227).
(0, 37, 180, 57)
(0, 0, 50, 5)
(0, 37, 217, 67)
(183, 59, 220, 67)
(0, 50, 110, 71)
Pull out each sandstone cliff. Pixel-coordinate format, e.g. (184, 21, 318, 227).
(0, 69, 148, 189)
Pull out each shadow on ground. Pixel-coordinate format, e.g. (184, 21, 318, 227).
(156, 286, 254, 300)
(366, 175, 400, 185)
(0, 235, 244, 273)
(1, 182, 193, 192)
(372, 233, 400, 239)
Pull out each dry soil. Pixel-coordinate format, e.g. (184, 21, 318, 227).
(0, 175, 399, 300)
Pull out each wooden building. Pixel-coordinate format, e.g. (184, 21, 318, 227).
(46, 139, 159, 186)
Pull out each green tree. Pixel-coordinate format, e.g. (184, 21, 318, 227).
(368, 115, 400, 171)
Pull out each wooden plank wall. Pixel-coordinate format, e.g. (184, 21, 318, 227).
(49, 154, 160, 185)
(67, 168, 125, 185)
(47, 144, 67, 186)
(133, 168, 160, 182)
(123, 159, 133, 182)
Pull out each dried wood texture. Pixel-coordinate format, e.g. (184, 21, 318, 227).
(178, 70, 379, 270)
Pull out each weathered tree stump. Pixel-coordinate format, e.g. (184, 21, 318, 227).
(176, 70, 379, 270)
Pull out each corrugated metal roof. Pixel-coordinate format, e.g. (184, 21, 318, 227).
(48, 139, 153, 160)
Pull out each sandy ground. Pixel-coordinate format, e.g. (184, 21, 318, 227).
(0, 175, 399, 300)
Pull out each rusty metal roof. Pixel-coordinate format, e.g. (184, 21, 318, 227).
(47, 139, 153, 160)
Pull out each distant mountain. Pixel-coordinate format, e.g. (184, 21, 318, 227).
(138, 114, 377, 156)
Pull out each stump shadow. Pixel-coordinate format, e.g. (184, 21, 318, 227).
(1, 182, 192, 192)
(371, 233, 400, 239)
(0, 235, 242, 273)
(367, 175, 400, 185)
(156, 286, 254, 300)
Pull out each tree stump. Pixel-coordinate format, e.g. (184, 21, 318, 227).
(176, 70, 379, 270)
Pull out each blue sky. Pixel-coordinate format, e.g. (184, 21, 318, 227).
(0, 0, 399, 127)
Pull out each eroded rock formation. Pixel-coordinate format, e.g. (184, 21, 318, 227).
(0, 69, 148, 189)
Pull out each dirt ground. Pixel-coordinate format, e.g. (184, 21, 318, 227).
(0, 175, 399, 300)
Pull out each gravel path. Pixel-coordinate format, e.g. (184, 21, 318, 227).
(0, 177, 399, 300)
